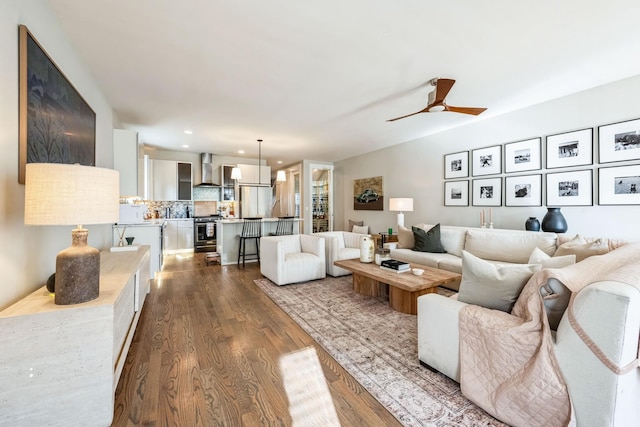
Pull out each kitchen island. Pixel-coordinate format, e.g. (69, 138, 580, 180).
(217, 218, 302, 265)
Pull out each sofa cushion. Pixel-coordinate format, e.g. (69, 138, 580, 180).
(554, 234, 609, 262)
(464, 228, 557, 264)
(412, 224, 447, 253)
(397, 225, 414, 249)
(528, 247, 576, 269)
(458, 251, 541, 312)
(352, 224, 369, 234)
(348, 219, 363, 231)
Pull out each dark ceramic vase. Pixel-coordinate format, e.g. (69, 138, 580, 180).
(541, 207, 568, 233)
(525, 217, 540, 231)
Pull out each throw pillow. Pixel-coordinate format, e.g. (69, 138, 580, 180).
(539, 278, 571, 331)
(528, 247, 576, 269)
(412, 224, 447, 253)
(397, 225, 415, 249)
(352, 224, 369, 234)
(458, 251, 541, 312)
(554, 234, 609, 262)
(348, 219, 364, 232)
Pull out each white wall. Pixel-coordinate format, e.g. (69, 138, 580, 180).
(0, 0, 115, 309)
(335, 75, 640, 241)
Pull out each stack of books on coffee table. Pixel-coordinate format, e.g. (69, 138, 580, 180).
(380, 259, 410, 273)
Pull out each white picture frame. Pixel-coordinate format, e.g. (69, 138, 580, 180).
(472, 145, 502, 176)
(546, 128, 593, 169)
(505, 174, 542, 207)
(472, 177, 502, 206)
(444, 180, 469, 206)
(504, 137, 541, 173)
(598, 165, 640, 205)
(546, 169, 593, 206)
(598, 118, 640, 164)
(444, 151, 469, 179)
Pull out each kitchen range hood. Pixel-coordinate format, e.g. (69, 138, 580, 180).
(195, 153, 220, 187)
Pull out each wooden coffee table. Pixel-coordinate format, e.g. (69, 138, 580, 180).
(334, 258, 461, 315)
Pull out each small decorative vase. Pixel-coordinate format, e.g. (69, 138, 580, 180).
(541, 207, 568, 233)
(359, 235, 375, 263)
(525, 217, 540, 232)
(125, 237, 135, 246)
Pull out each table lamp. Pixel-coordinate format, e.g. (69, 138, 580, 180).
(24, 163, 120, 305)
(389, 198, 413, 228)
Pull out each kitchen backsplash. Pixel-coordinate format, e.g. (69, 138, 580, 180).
(147, 201, 194, 219)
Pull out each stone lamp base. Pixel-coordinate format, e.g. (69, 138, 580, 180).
(55, 228, 100, 305)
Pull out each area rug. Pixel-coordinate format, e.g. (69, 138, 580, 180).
(254, 276, 507, 427)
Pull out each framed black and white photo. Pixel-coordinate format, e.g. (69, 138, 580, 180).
(598, 165, 640, 205)
(444, 151, 469, 179)
(505, 174, 542, 207)
(546, 128, 593, 169)
(546, 170, 593, 206)
(598, 118, 640, 164)
(472, 177, 502, 206)
(444, 180, 469, 206)
(472, 145, 502, 176)
(504, 137, 541, 173)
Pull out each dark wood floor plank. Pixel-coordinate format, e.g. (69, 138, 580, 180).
(112, 253, 402, 427)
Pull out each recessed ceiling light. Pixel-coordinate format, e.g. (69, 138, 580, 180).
(182, 144, 189, 148)
(184, 130, 193, 135)
(277, 160, 283, 164)
(238, 150, 245, 154)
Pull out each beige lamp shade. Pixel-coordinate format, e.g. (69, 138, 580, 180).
(25, 163, 120, 226)
(276, 170, 287, 182)
(230, 167, 242, 180)
(389, 198, 414, 212)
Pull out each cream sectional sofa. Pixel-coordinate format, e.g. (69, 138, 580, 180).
(389, 224, 559, 291)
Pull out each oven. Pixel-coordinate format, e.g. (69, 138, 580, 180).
(194, 215, 220, 253)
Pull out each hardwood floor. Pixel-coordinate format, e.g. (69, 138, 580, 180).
(112, 252, 402, 426)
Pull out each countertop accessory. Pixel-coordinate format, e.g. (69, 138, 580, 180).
(24, 163, 119, 305)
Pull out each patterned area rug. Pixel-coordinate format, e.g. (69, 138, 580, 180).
(254, 276, 507, 427)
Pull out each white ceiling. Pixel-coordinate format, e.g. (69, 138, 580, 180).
(46, 0, 640, 168)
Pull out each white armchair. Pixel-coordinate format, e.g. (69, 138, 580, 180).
(260, 234, 326, 286)
(313, 231, 368, 276)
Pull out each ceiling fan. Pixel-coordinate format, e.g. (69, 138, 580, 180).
(387, 78, 487, 122)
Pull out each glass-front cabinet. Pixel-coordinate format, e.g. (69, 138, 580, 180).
(312, 170, 330, 232)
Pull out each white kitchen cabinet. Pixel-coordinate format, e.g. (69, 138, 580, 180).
(0, 247, 150, 426)
(237, 163, 271, 185)
(151, 160, 192, 201)
(113, 129, 142, 197)
(163, 219, 194, 253)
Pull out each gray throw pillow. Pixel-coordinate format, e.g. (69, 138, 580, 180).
(348, 219, 363, 232)
(458, 251, 541, 312)
(412, 224, 447, 253)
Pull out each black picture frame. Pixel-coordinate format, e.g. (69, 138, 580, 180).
(472, 145, 502, 176)
(472, 177, 502, 206)
(545, 128, 593, 169)
(505, 174, 542, 207)
(598, 165, 640, 205)
(545, 169, 593, 206)
(19, 25, 96, 184)
(444, 151, 469, 179)
(504, 137, 541, 173)
(444, 180, 469, 206)
(598, 118, 640, 164)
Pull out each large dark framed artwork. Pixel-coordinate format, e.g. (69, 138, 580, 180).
(353, 176, 383, 210)
(598, 118, 640, 164)
(19, 25, 96, 184)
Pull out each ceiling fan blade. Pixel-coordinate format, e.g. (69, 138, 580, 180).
(445, 105, 487, 116)
(433, 78, 456, 104)
(386, 108, 428, 122)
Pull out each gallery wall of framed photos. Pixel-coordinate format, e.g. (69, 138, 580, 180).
(442, 117, 640, 207)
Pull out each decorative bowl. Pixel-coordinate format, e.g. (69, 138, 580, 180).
(412, 268, 424, 276)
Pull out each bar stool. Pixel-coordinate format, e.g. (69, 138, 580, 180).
(238, 217, 262, 267)
(270, 216, 295, 236)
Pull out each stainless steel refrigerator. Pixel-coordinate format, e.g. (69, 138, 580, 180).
(239, 185, 272, 218)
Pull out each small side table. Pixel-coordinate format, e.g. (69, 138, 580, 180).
(375, 232, 399, 248)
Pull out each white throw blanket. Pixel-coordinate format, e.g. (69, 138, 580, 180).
(458, 243, 640, 427)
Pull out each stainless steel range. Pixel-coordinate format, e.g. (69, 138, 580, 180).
(194, 215, 220, 253)
(193, 201, 220, 253)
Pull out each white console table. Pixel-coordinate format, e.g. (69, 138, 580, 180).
(0, 246, 150, 426)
